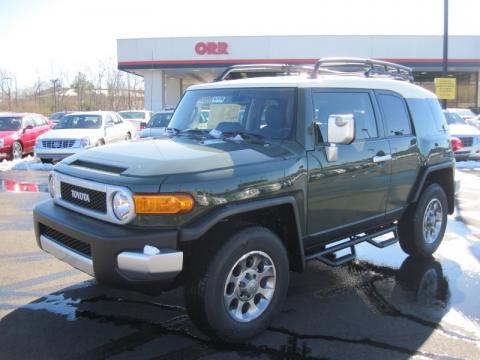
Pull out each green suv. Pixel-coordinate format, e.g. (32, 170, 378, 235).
(33, 58, 455, 342)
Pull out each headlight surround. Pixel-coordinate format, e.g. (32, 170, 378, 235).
(79, 138, 90, 147)
(112, 191, 132, 221)
(48, 172, 56, 198)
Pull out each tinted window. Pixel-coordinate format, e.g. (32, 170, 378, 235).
(119, 111, 146, 119)
(0, 117, 22, 131)
(406, 99, 437, 136)
(313, 92, 378, 141)
(113, 114, 123, 124)
(57, 115, 102, 129)
(428, 99, 449, 132)
(147, 113, 173, 128)
(443, 111, 466, 125)
(377, 94, 411, 136)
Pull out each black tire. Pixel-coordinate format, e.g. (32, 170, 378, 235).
(8, 141, 23, 160)
(184, 226, 289, 342)
(398, 184, 448, 258)
(125, 132, 131, 140)
(40, 158, 53, 164)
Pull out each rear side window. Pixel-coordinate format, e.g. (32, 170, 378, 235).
(406, 99, 437, 136)
(313, 92, 378, 141)
(377, 94, 412, 136)
(427, 99, 449, 133)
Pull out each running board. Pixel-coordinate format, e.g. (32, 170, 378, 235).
(305, 226, 398, 267)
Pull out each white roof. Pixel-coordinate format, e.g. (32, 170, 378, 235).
(189, 75, 436, 99)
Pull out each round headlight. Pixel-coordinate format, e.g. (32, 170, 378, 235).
(48, 172, 56, 198)
(112, 191, 131, 221)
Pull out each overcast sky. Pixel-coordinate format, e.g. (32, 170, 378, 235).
(0, 0, 478, 87)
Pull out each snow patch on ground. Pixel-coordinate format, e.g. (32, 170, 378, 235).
(456, 160, 480, 170)
(22, 294, 80, 320)
(0, 156, 53, 171)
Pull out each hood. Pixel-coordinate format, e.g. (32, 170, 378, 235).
(448, 124, 480, 136)
(0, 130, 18, 139)
(63, 137, 293, 177)
(38, 128, 101, 140)
(138, 128, 166, 138)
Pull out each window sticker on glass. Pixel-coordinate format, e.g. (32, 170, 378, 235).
(211, 96, 226, 104)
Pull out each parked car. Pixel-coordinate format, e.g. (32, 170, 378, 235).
(136, 110, 174, 138)
(48, 111, 72, 124)
(445, 108, 476, 121)
(34, 58, 455, 342)
(466, 114, 480, 130)
(119, 110, 153, 131)
(35, 111, 135, 163)
(444, 110, 480, 160)
(0, 113, 51, 160)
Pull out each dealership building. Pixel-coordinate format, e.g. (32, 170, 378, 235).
(117, 35, 480, 112)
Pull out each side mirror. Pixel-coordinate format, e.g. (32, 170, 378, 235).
(23, 125, 34, 133)
(324, 114, 355, 162)
(327, 114, 355, 144)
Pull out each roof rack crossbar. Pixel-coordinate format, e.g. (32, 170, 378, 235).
(311, 57, 414, 82)
(215, 64, 313, 81)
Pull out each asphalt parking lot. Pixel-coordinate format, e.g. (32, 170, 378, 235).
(1, 162, 480, 359)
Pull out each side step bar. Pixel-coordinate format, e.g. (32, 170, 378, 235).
(305, 226, 399, 267)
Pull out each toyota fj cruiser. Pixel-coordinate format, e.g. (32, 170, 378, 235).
(33, 58, 455, 342)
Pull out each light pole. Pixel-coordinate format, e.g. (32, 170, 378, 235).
(50, 78, 59, 112)
(442, 0, 449, 109)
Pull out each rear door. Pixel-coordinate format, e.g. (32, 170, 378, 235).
(306, 89, 391, 245)
(375, 91, 421, 212)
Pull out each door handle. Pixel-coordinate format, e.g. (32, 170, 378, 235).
(373, 154, 392, 163)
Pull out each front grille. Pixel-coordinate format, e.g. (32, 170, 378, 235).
(40, 224, 91, 258)
(61, 182, 107, 213)
(42, 139, 76, 148)
(459, 136, 473, 147)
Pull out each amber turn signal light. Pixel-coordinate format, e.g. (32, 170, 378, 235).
(134, 194, 195, 214)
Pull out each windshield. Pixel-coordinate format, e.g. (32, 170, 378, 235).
(168, 88, 295, 140)
(0, 117, 22, 131)
(119, 111, 146, 119)
(147, 113, 173, 128)
(56, 115, 102, 129)
(444, 112, 467, 125)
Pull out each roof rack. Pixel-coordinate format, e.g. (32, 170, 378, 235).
(311, 57, 414, 82)
(215, 64, 313, 81)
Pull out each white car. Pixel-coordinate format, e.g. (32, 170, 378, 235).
(444, 111, 480, 160)
(35, 111, 136, 163)
(446, 108, 476, 121)
(119, 110, 153, 131)
(136, 110, 174, 138)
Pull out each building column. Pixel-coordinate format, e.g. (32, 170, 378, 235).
(165, 77, 182, 109)
(144, 70, 164, 112)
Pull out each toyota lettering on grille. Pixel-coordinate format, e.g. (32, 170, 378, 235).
(71, 189, 91, 203)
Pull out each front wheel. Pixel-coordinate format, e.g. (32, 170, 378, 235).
(184, 226, 289, 342)
(398, 184, 448, 258)
(9, 141, 23, 160)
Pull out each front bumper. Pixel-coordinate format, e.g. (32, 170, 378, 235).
(35, 147, 85, 160)
(34, 199, 182, 293)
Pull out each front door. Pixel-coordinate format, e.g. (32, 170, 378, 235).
(306, 90, 391, 244)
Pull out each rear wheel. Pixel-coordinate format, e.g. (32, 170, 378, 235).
(184, 226, 289, 342)
(398, 184, 448, 258)
(8, 141, 23, 160)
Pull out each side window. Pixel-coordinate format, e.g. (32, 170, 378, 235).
(312, 92, 378, 141)
(33, 116, 46, 127)
(24, 117, 35, 128)
(377, 94, 412, 136)
(405, 99, 434, 136)
(105, 114, 114, 125)
(427, 99, 449, 133)
(114, 114, 123, 124)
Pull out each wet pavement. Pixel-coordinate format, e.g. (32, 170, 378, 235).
(0, 165, 480, 359)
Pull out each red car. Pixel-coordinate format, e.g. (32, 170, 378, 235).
(0, 113, 52, 160)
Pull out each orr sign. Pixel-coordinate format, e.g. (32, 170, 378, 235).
(195, 41, 229, 55)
